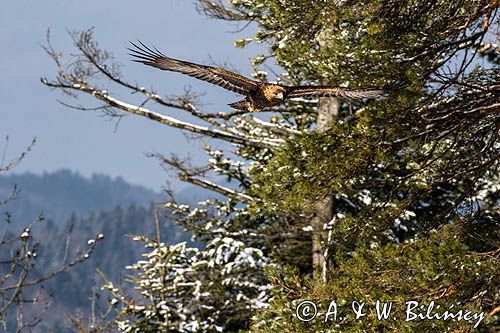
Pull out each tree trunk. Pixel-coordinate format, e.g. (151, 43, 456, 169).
(311, 97, 339, 280)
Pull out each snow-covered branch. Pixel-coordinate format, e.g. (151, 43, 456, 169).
(179, 173, 253, 203)
(41, 78, 281, 148)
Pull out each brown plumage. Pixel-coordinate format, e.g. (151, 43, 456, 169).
(128, 41, 393, 113)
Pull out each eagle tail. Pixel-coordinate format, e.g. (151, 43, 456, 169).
(228, 99, 248, 110)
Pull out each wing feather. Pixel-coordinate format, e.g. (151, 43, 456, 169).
(286, 86, 386, 100)
(128, 41, 258, 95)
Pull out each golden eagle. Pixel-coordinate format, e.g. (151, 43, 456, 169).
(129, 41, 391, 113)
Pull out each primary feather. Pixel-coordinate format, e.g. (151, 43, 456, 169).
(128, 41, 257, 95)
(287, 86, 386, 99)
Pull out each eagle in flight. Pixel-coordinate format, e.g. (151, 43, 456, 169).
(129, 41, 391, 113)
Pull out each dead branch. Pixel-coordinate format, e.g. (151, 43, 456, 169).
(41, 78, 282, 148)
(179, 173, 253, 203)
(195, 0, 254, 21)
(0, 138, 36, 177)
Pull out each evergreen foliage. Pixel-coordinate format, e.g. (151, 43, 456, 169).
(202, 1, 499, 331)
(251, 227, 498, 332)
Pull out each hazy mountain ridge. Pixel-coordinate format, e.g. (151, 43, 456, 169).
(0, 169, 162, 227)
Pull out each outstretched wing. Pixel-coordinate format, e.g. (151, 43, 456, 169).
(286, 86, 386, 100)
(128, 41, 258, 95)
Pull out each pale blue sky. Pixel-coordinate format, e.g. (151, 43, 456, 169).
(0, 0, 264, 191)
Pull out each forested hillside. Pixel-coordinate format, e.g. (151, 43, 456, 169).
(0, 170, 160, 229)
(33, 204, 191, 332)
(0, 170, 193, 331)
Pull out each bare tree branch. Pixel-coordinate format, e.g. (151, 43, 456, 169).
(41, 78, 282, 148)
(179, 173, 253, 203)
(195, 0, 254, 21)
(152, 152, 253, 203)
(0, 138, 36, 176)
